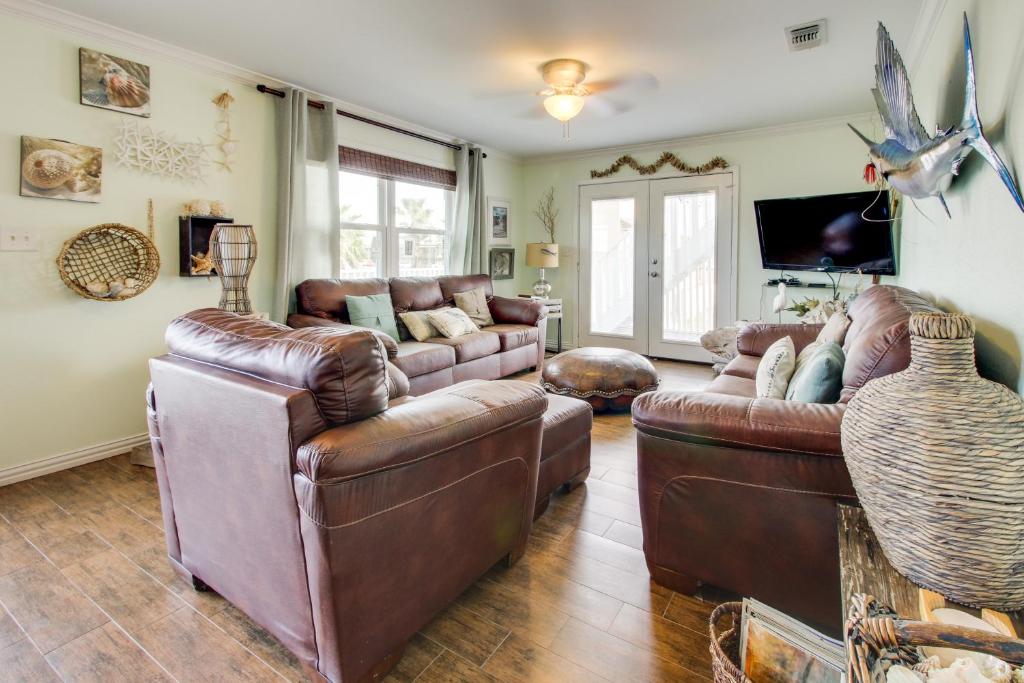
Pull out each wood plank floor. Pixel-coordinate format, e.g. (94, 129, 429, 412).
(0, 359, 720, 682)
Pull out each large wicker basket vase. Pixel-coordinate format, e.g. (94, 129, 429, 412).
(842, 313, 1024, 609)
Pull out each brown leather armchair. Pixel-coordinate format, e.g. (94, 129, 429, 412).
(147, 309, 547, 682)
(633, 285, 939, 634)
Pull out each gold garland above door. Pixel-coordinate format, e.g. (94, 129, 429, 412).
(590, 152, 729, 178)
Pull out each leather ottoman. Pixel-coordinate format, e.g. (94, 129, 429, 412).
(541, 347, 660, 412)
(535, 393, 593, 519)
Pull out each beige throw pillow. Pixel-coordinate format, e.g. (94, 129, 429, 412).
(817, 311, 851, 345)
(426, 308, 479, 339)
(399, 308, 448, 342)
(794, 311, 851, 370)
(453, 287, 494, 327)
(755, 336, 796, 400)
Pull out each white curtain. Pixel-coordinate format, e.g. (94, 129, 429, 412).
(273, 88, 341, 321)
(448, 144, 487, 275)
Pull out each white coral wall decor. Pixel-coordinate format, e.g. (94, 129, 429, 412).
(113, 119, 209, 182)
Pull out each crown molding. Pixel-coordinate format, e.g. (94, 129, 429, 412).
(904, 0, 949, 75)
(522, 112, 878, 164)
(0, 0, 519, 159)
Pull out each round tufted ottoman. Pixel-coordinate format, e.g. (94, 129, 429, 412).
(541, 347, 660, 412)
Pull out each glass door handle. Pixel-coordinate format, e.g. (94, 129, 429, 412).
(651, 258, 659, 265)
(649, 271, 659, 278)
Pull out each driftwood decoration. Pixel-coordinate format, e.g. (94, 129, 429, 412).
(590, 152, 728, 179)
(845, 594, 1024, 683)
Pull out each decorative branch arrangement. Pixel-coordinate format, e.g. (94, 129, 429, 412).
(590, 152, 728, 179)
(533, 186, 558, 243)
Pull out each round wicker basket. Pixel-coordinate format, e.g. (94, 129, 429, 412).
(709, 602, 751, 683)
(57, 223, 160, 301)
(842, 312, 1024, 609)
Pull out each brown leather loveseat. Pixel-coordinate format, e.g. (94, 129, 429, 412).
(632, 285, 939, 634)
(147, 309, 547, 682)
(289, 274, 547, 395)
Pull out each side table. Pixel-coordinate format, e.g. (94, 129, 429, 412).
(519, 295, 562, 353)
(838, 504, 1024, 632)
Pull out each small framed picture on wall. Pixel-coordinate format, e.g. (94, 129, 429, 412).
(487, 197, 511, 245)
(489, 247, 515, 280)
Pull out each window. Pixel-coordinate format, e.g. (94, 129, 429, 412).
(339, 171, 453, 279)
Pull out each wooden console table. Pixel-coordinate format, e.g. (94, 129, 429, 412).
(838, 504, 1024, 632)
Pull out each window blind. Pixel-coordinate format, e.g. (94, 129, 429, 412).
(338, 147, 456, 191)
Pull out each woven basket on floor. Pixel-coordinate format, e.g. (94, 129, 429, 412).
(710, 602, 752, 683)
(57, 223, 160, 301)
(842, 312, 1024, 609)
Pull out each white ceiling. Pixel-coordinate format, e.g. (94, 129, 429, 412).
(40, 0, 924, 157)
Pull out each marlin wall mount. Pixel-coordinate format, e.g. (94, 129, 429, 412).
(849, 14, 1024, 217)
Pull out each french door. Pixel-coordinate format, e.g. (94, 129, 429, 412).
(579, 173, 734, 362)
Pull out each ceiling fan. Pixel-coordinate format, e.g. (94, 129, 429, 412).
(535, 58, 655, 140)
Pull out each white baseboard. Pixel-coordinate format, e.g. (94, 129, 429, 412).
(0, 433, 150, 487)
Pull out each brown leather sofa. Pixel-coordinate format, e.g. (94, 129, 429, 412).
(288, 274, 547, 395)
(147, 309, 548, 682)
(632, 285, 939, 634)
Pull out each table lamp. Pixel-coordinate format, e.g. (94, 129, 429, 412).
(526, 242, 559, 297)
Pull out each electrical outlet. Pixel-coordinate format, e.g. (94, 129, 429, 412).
(0, 226, 39, 252)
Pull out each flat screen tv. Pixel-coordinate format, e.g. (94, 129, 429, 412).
(754, 191, 896, 275)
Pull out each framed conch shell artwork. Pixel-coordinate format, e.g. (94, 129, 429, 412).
(79, 47, 151, 117)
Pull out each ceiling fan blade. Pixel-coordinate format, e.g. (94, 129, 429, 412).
(516, 102, 550, 120)
(471, 87, 534, 101)
(585, 72, 659, 95)
(584, 96, 632, 118)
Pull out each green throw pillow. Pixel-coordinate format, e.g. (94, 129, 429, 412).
(345, 293, 400, 342)
(785, 342, 845, 403)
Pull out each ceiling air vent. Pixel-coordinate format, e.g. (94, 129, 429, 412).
(786, 19, 827, 51)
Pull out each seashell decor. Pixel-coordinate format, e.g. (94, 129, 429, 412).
(19, 136, 102, 203)
(103, 63, 149, 109)
(212, 90, 237, 172)
(183, 199, 228, 217)
(21, 149, 76, 189)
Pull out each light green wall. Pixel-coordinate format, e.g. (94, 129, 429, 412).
(0, 15, 278, 473)
(894, 0, 1024, 391)
(520, 118, 877, 347)
(0, 12, 525, 475)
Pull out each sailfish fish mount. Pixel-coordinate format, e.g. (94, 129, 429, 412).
(849, 14, 1024, 216)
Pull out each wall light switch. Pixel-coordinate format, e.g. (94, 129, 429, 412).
(0, 226, 40, 252)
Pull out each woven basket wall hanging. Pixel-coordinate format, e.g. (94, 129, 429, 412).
(57, 223, 160, 301)
(841, 312, 1024, 609)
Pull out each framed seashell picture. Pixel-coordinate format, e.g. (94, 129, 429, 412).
(79, 48, 151, 117)
(20, 136, 102, 203)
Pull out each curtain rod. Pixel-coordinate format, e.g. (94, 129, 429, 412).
(256, 84, 485, 157)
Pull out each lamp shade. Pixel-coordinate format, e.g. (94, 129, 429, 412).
(543, 95, 584, 122)
(526, 242, 559, 268)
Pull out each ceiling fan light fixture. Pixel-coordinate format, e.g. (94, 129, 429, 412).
(543, 93, 585, 122)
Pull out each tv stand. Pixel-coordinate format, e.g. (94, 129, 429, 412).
(766, 276, 802, 287)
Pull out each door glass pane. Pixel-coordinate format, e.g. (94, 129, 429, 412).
(339, 171, 379, 225)
(339, 228, 383, 278)
(662, 191, 716, 342)
(395, 181, 446, 231)
(398, 232, 445, 277)
(589, 197, 635, 336)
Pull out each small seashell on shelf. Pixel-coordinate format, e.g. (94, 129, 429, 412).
(184, 199, 212, 216)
